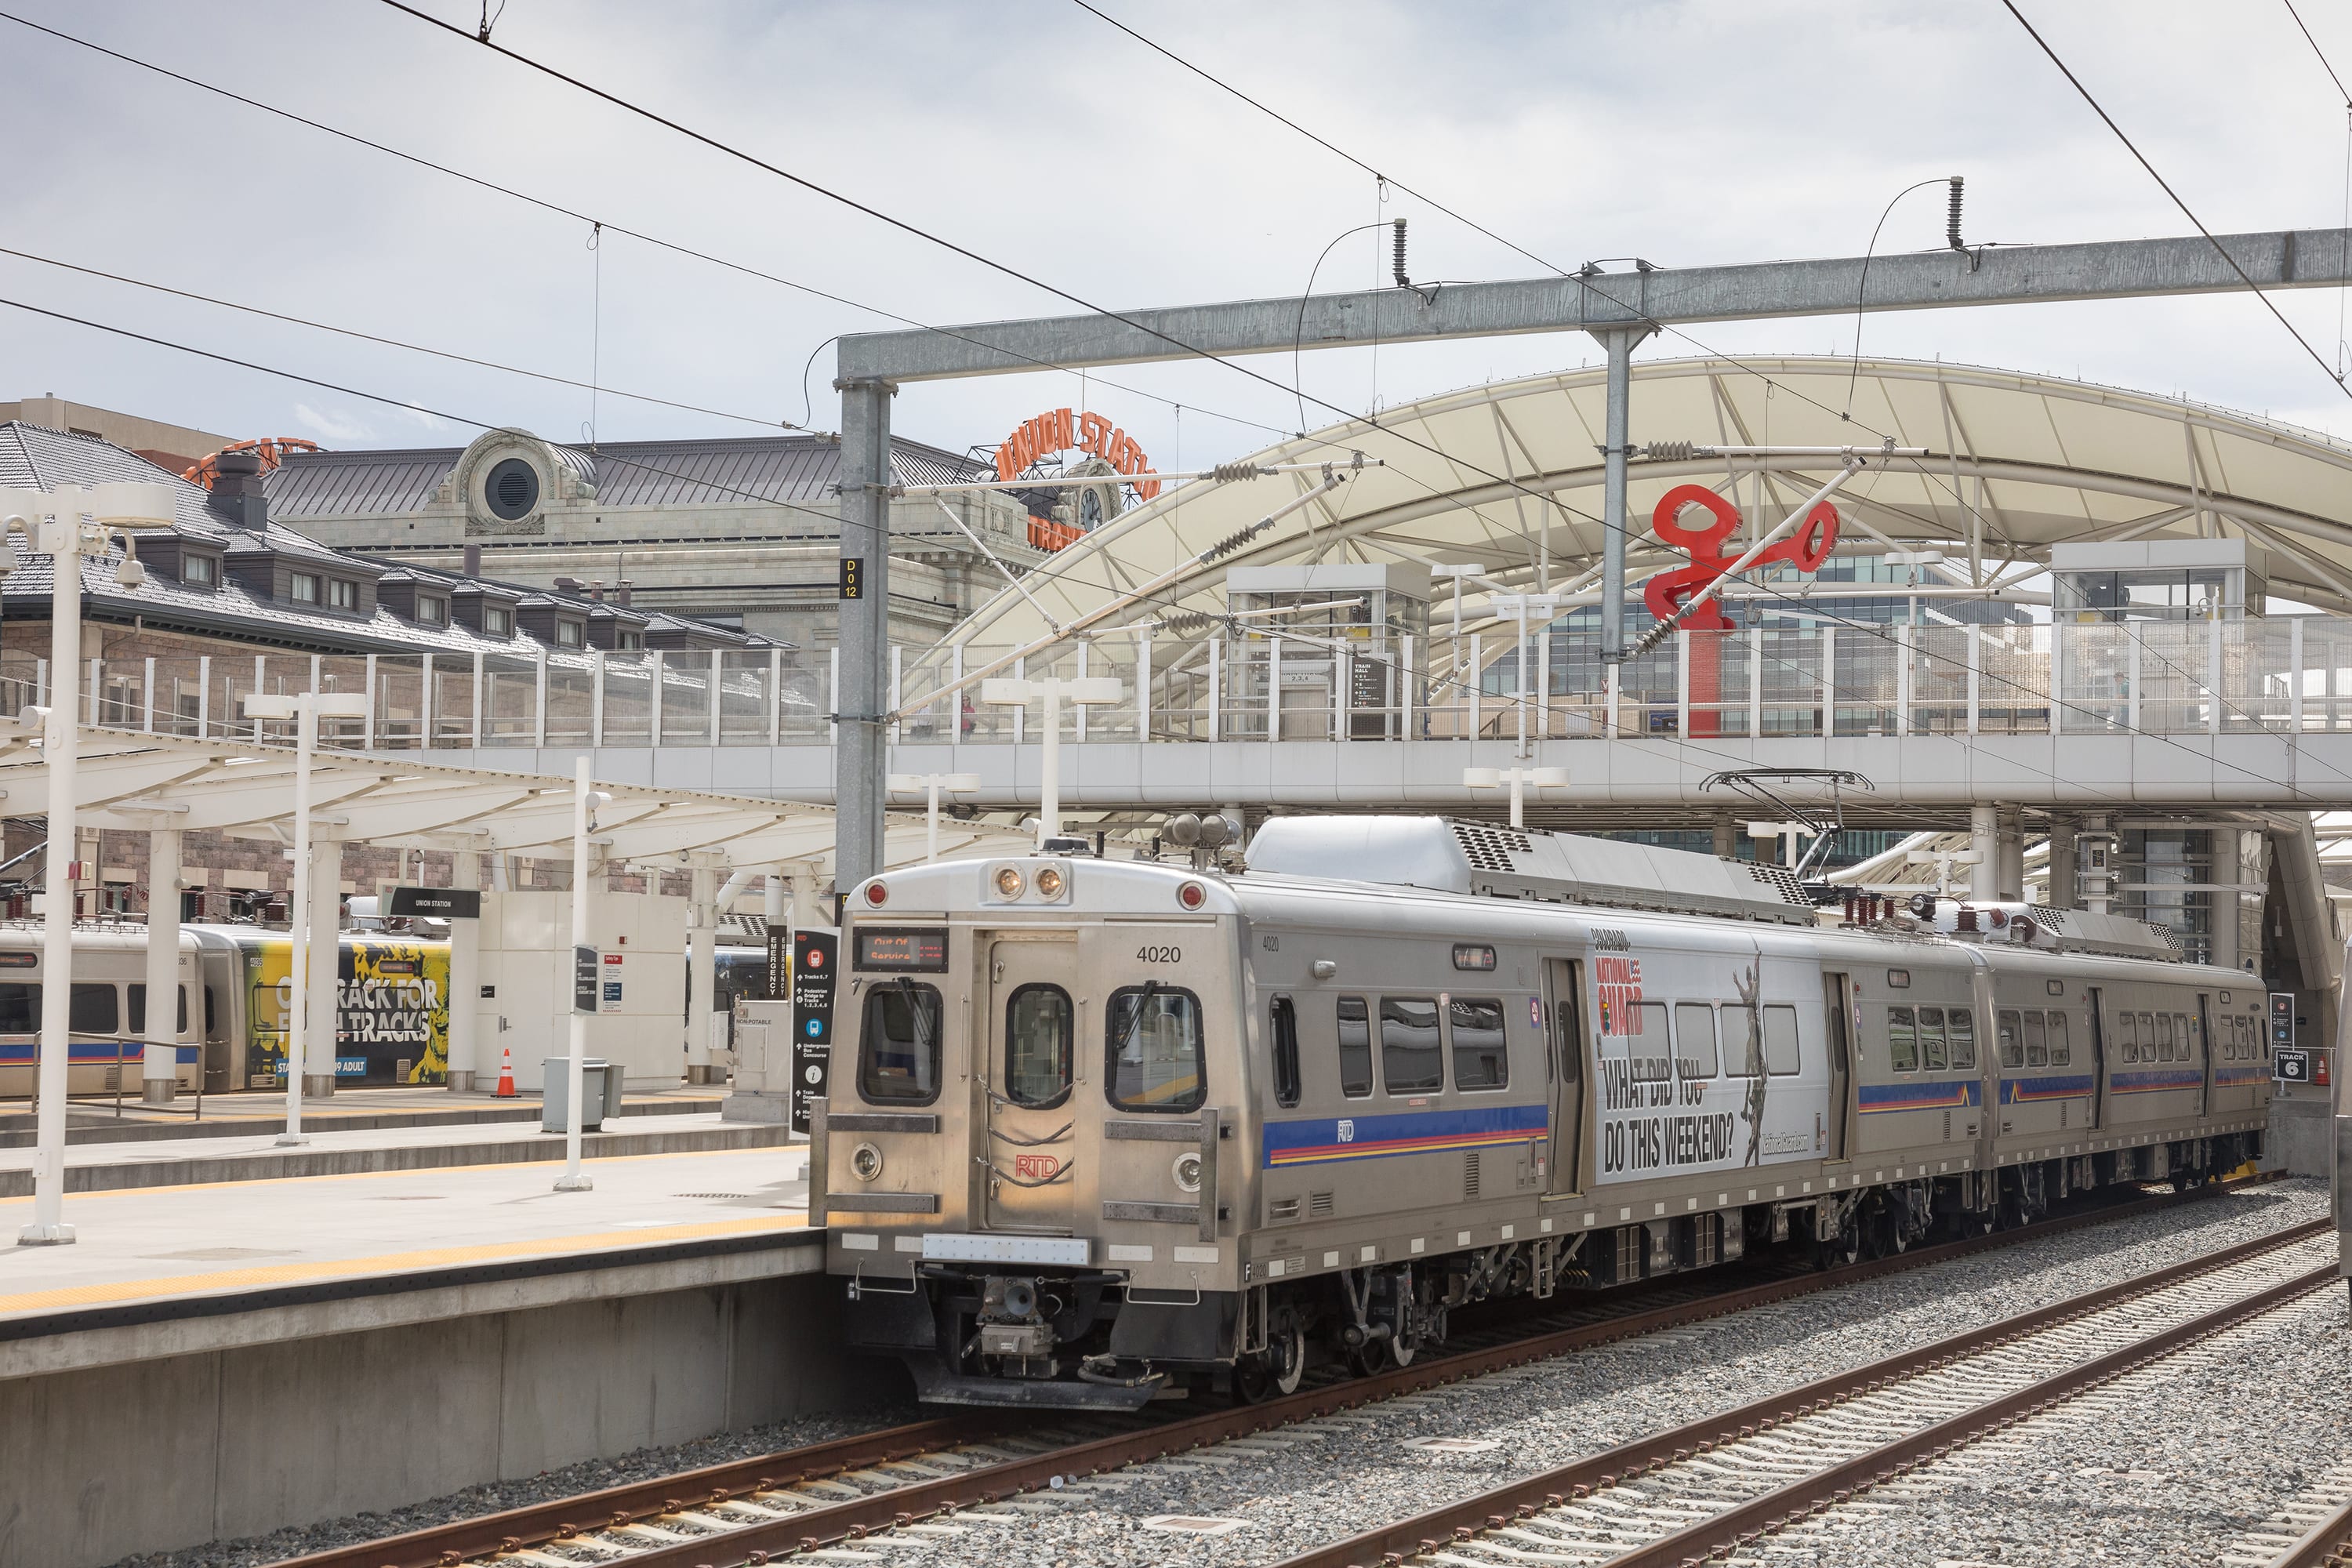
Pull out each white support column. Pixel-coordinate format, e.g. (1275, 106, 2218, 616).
(2046, 622, 2064, 736)
(1471, 633, 1484, 735)
(710, 650, 725, 746)
(1012, 657, 1026, 745)
(141, 827, 182, 1105)
(1965, 625, 1981, 735)
(1137, 628, 1153, 742)
(303, 840, 343, 1098)
(1207, 638, 1221, 740)
(32, 657, 45, 711)
(1074, 642, 1088, 743)
(1748, 626, 1763, 736)
(1337, 644, 1350, 744)
(363, 654, 378, 749)
(554, 756, 594, 1192)
(767, 647, 782, 746)
(2209, 611, 2224, 736)
(2128, 626, 2143, 736)
(534, 648, 549, 749)
(2291, 615, 2307, 731)
(197, 655, 210, 738)
(652, 650, 666, 748)
(446, 848, 481, 1091)
(789, 866, 824, 932)
(470, 652, 485, 750)
(1820, 626, 1836, 738)
(590, 648, 606, 747)
(143, 656, 156, 734)
(948, 644, 964, 754)
(85, 657, 98, 725)
(1895, 621, 1912, 736)
(1268, 632, 1282, 741)
(1535, 619, 1550, 740)
(687, 863, 717, 1085)
(1401, 633, 1415, 739)
(1969, 804, 1998, 902)
(1675, 632, 1690, 739)
(419, 652, 434, 747)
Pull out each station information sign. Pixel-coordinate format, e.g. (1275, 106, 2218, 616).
(2275, 1047, 2313, 1084)
(790, 928, 839, 1134)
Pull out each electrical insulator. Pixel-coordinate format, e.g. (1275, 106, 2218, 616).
(1947, 176, 1965, 251)
(1392, 219, 1409, 289)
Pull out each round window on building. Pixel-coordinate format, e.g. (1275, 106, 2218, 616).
(484, 457, 540, 521)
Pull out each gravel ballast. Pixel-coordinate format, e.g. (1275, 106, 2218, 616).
(106, 1178, 2329, 1568)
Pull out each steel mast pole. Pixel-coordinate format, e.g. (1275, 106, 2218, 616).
(22, 499, 82, 1243)
(834, 377, 895, 897)
(1596, 327, 1646, 663)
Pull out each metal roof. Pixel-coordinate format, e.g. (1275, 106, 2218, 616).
(929, 354, 2352, 661)
(10, 727, 1027, 874)
(267, 434, 990, 520)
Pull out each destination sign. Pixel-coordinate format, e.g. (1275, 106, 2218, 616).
(855, 927, 950, 973)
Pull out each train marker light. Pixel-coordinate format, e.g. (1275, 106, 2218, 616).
(864, 880, 888, 907)
(1178, 880, 1207, 910)
(1035, 865, 1065, 900)
(994, 866, 1027, 900)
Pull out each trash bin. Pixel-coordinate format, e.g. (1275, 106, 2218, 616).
(542, 1057, 616, 1133)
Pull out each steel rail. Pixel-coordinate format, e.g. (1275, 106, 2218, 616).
(562, 1181, 2281, 1568)
(1287, 1217, 2332, 1568)
(278, 1174, 2278, 1568)
(2270, 1493, 2352, 1567)
(270, 1414, 998, 1568)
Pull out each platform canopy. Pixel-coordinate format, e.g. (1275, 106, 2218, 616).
(0, 728, 1026, 874)
(928, 354, 2352, 662)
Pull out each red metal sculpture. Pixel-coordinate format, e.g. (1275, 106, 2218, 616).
(1640, 485, 1840, 735)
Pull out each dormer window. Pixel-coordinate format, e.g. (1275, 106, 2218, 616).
(556, 619, 583, 648)
(617, 630, 643, 652)
(182, 554, 216, 587)
(483, 605, 510, 636)
(416, 596, 446, 626)
(329, 579, 358, 612)
(290, 572, 320, 605)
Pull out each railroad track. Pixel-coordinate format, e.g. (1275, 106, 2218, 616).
(2244, 1468, 2352, 1567)
(280, 1176, 2278, 1568)
(1284, 1217, 2334, 1568)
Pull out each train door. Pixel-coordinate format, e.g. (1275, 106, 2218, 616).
(2085, 987, 2109, 1129)
(1544, 958, 1585, 1195)
(980, 935, 1080, 1233)
(1821, 972, 1853, 1161)
(2193, 993, 2213, 1117)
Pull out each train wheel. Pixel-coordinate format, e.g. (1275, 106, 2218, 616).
(1266, 1308, 1306, 1397)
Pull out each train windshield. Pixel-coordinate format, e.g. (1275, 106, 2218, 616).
(1105, 985, 1205, 1112)
(859, 982, 943, 1104)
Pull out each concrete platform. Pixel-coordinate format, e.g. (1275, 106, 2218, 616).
(0, 1083, 727, 1148)
(0, 1146, 861, 1568)
(0, 1107, 799, 1196)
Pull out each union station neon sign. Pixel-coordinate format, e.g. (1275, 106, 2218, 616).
(994, 408, 1160, 500)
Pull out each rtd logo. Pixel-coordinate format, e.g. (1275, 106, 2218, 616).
(1012, 1153, 1061, 1181)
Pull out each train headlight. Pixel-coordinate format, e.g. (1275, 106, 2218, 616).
(850, 1142, 884, 1182)
(993, 866, 1027, 900)
(1034, 865, 1064, 900)
(1172, 1152, 1203, 1193)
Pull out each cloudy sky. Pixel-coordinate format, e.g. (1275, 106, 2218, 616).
(7, 0, 2352, 467)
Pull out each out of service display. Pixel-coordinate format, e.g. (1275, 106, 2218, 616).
(854, 927, 949, 972)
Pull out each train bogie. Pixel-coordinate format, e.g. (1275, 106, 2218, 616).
(815, 818, 2273, 1408)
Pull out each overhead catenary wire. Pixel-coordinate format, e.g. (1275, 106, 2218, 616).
(2001, 0, 2352, 404)
(0, 9, 1301, 448)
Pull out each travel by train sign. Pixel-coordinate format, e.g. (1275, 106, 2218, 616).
(993, 408, 1161, 498)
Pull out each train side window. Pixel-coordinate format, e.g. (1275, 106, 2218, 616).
(70, 983, 118, 1036)
(1997, 1009, 2024, 1068)
(126, 985, 191, 1037)
(1269, 996, 1301, 1109)
(1336, 996, 1373, 1098)
(1725, 1004, 1762, 1076)
(1763, 1005, 1802, 1076)
(1105, 985, 1206, 1112)
(1449, 997, 1508, 1091)
(2173, 1013, 2190, 1059)
(203, 985, 218, 1036)
(858, 982, 942, 1105)
(2140, 1012, 2159, 1061)
(1887, 1006, 1918, 1073)
(0, 983, 34, 1032)
(1675, 1002, 1722, 1076)
(1379, 996, 1443, 1094)
(2152, 1011, 2174, 1062)
(1628, 1000, 1671, 1074)
(2023, 1011, 2047, 1067)
(1948, 1008, 1976, 1070)
(2116, 1011, 2139, 1062)
(2047, 1011, 2071, 1065)
(1004, 984, 1075, 1109)
(1918, 1007, 1948, 1071)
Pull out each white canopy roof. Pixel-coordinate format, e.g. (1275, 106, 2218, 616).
(932, 354, 2352, 660)
(10, 729, 1025, 875)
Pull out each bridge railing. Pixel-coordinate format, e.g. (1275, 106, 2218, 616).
(44, 615, 2352, 751)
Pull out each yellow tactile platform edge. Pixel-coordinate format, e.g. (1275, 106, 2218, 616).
(0, 1211, 810, 1319)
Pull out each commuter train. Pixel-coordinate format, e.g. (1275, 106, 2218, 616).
(0, 924, 452, 1095)
(810, 816, 2273, 1408)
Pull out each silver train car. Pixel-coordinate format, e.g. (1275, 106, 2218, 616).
(811, 818, 2272, 1408)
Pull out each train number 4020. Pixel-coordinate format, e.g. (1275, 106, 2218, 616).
(1135, 946, 1181, 963)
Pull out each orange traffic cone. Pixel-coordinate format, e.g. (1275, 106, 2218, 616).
(494, 1044, 517, 1098)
